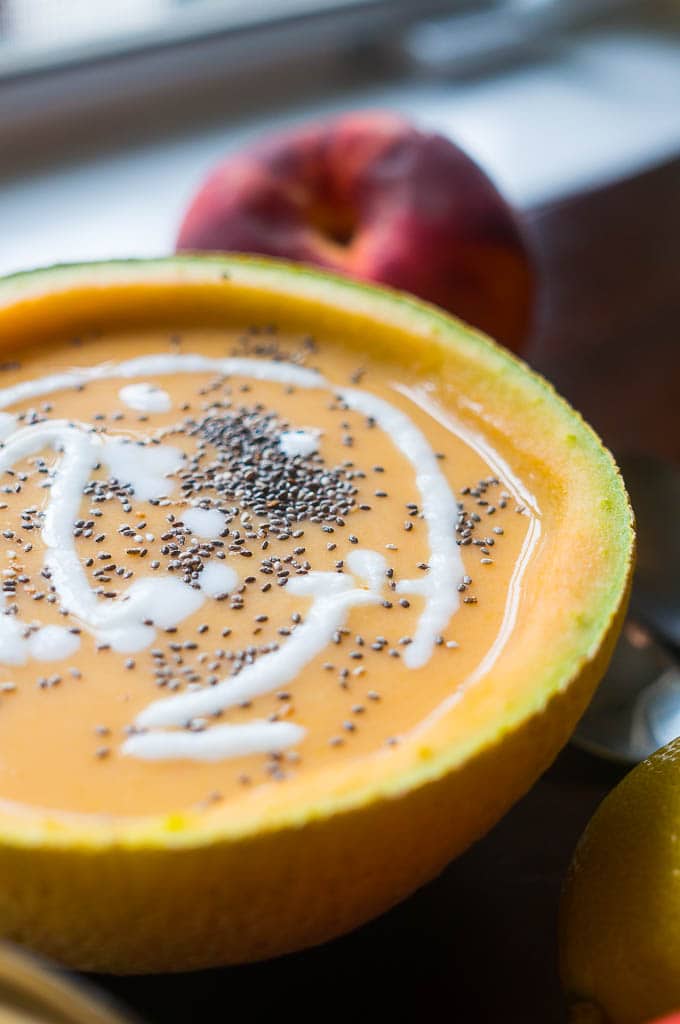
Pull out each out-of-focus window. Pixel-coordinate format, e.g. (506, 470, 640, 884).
(0, 0, 426, 76)
(0, 1, 618, 80)
(0, 0, 638, 163)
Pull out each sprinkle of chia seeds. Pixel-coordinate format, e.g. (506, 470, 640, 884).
(0, 357, 524, 792)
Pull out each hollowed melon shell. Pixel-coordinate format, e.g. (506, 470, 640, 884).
(0, 257, 633, 972)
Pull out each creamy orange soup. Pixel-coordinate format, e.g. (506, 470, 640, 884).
(0, 324, 538, 818)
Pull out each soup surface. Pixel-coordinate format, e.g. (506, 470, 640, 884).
(0, 324, 541, 818)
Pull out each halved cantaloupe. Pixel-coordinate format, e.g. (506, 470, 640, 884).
(0, 257, 633, 973)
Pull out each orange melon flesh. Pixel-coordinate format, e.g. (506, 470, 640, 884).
(0, 257, 633, 972)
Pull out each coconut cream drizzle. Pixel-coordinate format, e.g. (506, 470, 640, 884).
(182, 507, 228, 539)
(0, 610, 29, 666)
(278, 429, 320, 459)
(127, 573, 382, 760)
(123, 721, 306, 762)
(0, 354, 465, 761)
(118, 382, 172, 413)
(197, 561, 238, 598)
(338, 387, 463, 670)
(0, 355, 323, 410)
(27, 625, 81, 661)
(0, 421, 204, 656)
(0, 413, 17, 441)
(101, 438, 184, 503)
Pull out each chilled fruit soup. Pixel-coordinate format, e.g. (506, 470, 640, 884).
(0, 316, 539, 820)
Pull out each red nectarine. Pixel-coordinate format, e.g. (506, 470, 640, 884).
(176, 111, 533, 352)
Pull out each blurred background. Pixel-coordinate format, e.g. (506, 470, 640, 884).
(1, 2, 679, 1021)
(1, 0, 680, 460)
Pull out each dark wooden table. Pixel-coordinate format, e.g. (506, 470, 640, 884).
(91, 155, 680, 1024)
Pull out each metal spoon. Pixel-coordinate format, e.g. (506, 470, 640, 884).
(574, 454, 680, 763)
(622, 454, 680, 648)
(0, 943, 133, 1024)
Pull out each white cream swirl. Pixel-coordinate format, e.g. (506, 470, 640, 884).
(0, 355, 464, 760)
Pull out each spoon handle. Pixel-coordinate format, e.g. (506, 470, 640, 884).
(0, 944, 133, 1024)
